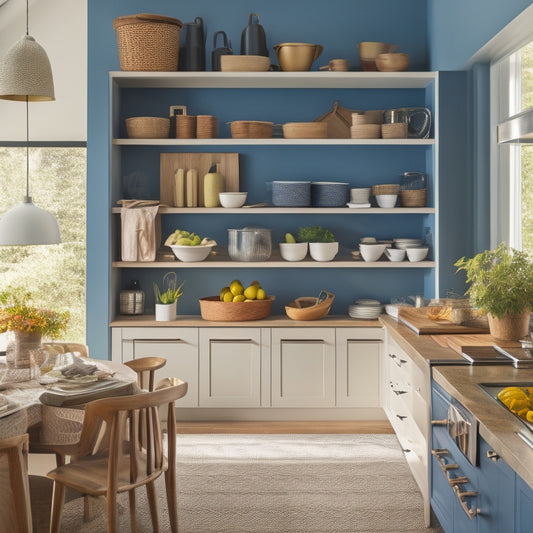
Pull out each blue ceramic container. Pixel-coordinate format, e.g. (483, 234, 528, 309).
(272, 181, 311, 207)
(311, 182, 349, 207)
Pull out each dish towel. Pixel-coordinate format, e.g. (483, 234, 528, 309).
(119, 200, 160, 261)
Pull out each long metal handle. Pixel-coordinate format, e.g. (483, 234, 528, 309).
(431, 419, 448, 426)
(133, 338, 187, 344)
(281, 339, 325, 344)
(389, 353, 408, 367)
(396, 414, 407, 421)
(454, 486, 480, 520)
(210, 339, 254, 344)
(393, 389, 408, 396)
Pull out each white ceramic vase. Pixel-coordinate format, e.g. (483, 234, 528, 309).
(155, 302, 177, 321)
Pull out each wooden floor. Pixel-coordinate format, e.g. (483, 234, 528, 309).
(176, 420, 394, 434)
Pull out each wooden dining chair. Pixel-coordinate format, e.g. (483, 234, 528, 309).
(41, 342, 89, 358)
(46, 377, 187, 533)
(124, 356, 167, 391)
(0, 433, 32, 533)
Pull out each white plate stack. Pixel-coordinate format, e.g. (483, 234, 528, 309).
(348, 299, 384, 319)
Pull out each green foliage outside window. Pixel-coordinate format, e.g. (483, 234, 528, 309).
(522, 43, 533, 256)
(0, 147, 86, 343)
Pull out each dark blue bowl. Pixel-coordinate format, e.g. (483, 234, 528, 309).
(272, 181, 311, 207)
(311, 182, 349, 207)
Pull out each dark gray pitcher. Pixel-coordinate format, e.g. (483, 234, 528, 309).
(212, 31, 233, 71)
(179, 16, 205, 71)
(241, 13, 268, 56)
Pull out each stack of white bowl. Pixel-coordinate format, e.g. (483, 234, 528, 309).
(348, 299, 384, 319)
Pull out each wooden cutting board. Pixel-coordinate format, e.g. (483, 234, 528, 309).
(430, 334, 522, 354)
(398, 307, 490, 335)
(160, 153, 239, 207)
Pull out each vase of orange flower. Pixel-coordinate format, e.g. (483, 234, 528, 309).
(0, 287, 70, 369)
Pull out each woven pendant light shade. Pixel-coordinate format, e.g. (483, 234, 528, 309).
(0, 35, 55, 101)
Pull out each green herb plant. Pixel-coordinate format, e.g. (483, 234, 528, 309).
(153, 272, 184, 304)
(296, 226, 336, 243)
(454, 243, 533, 318)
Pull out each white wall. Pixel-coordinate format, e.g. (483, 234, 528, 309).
(0, 0, 87, 141)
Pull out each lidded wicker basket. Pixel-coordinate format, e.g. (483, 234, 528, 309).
(113, 13, 183, 71)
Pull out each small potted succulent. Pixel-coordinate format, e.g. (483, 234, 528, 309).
(153, 272, 184, 321)
(297, 225, 338, 262)
(455, 243, 533, 340)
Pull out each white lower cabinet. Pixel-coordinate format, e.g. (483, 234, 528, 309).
(198, 328, 267, 408)
(111, 327, 199, 407)
(271, 328, 336, 407)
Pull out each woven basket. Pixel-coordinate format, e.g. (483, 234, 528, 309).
(113, 13, 182, 71)
(220, 55, 271, 72)
(381, 122, 408, 139)
(400, 188, 427, 207)
(283, 122, 327, 139)
(230, 121, 273, 139)
(176, 115, 196, 138)
(196, 115, 218, 138)
(199, 296, 274, 321)
(372, 183, 400, 195)
(351, 124, 381, 139)
(125, 117, 170, 139)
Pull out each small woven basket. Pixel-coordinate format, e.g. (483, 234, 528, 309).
(196, 115, 218, 139)
(372, 183, 400, 195)
(125, 117, 170, 139)
(113, 13, 182, 71)
(230, 121, 273, 139)
(400, 188, 427, 207)
(199, 296, 274, 321)
(283, 122, 327, 139)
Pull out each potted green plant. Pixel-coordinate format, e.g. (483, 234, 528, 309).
(0, 286, 70, 368)
(296, 226, 338, 262)
(153, 272, 184, 322)
(455, 243, 533, 340)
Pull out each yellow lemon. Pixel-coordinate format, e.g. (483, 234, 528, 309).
(219, 286, 230, 301)
(223, 291, 234, 302)
(243, 285, 258, 300)
(256, 288, 266, 300)
(233, 294, 245, 302)
(244, 299, 254, 302)
(230, 279, 242, 286)
(230, 281, 244, 296)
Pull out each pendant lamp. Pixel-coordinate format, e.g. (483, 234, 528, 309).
(0, 0, 60, 245)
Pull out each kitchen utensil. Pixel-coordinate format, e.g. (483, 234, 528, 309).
(241, 13, 269, 56)
(358, 42, 398, 71)
(180, 16, 205, 71)
(125, 117, 169, 139)
(274, 43, 323, 71)
(160, 153, 240, 207)
(220, 55, 270, 72)
(199, 295, 274, 321)
(283, 122, 327, 138)
(227, 227, 272, 261)
(383, 107, 432, 139)
(319, 59, 349, 71)
(113, 13, 183, 71)
(219, 192, 247, 208)
(272, 181, 311, 207)
(212, 30, 232, 71)
(285, 290, 335, 321)
(375, 53, 409, 72)
(311, 181, 349, 207)
(119, 280, 145, 315)
(309, 242, 339, 262)
(279, 242, 308, 261)
(375, 194, 398, 208)
(397, 307, 490, 335)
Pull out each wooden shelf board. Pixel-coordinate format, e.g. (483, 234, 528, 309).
(111, 206, 434, 214)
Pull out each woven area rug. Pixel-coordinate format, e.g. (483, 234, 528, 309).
(57, 433, 443, 533)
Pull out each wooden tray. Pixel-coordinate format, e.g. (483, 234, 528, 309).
(160, 153, 239, 207)
(398, 307, 490, 335)
(430, 334, 521, 354)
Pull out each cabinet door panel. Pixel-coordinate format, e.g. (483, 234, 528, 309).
(336, 329, 382, 407)
(271, 329, 335, 407)
(199, 328, 262, 407)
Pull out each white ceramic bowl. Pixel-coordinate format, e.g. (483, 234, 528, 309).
(359, 243, 386, 262)
(279, 242, 308, 261)
(219, 192, 247, 208)
(393, 238, 423, 250)
(309, 242, 339, 262)
(169, 244, 214, 262)
(406, 247, 429, 262)
(375, 194, 398, 208)
(385, 248, 406, 262)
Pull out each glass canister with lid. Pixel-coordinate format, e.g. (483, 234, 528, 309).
(120, 279, 145, 315)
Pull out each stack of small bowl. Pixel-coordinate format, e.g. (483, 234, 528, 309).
(393, 238, 429, 262)
(371, 183, 400, 208)
(348, 299, 384, 320)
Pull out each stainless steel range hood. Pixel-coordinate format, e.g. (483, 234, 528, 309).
(498, 108, 533, 143)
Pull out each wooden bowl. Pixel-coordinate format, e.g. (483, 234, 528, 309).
(285, 291, 334, 321)
(220, 55, 271, 72)
(375, 53, 409, 72)
(199, 296, 274, 321)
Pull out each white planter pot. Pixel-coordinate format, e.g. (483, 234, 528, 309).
(155, 302, 177, 321)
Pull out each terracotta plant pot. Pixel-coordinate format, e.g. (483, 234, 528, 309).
(487, 310, 530, 341)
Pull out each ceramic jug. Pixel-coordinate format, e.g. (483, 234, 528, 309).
(179, 16, 205, 71)
(212, 31, 233, 71)
(241, 13, 268, 56)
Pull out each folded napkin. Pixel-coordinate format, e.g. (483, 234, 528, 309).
(39, 381, 137, 407)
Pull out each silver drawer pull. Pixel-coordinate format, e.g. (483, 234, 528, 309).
(393, 389, 408, 396)
(211, 339, 254, 344)
(281, 339, 325, 344)
(453, 486, 480, 520)
(402, 448, 411, 453)
(388, 353, 397, 359)
(486, 450, 500, 462)
(396, 414, 407, 421)
(133, 338, 187, 344)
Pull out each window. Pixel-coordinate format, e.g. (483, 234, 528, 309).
(0, 146, 86, 344)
